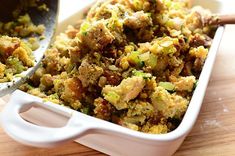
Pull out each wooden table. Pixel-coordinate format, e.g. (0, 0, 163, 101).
(0, 26, 235, 156)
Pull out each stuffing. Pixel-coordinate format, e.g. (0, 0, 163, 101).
(102, 76, 145, 110)
(78, 59, 104, 87)
(79, 21, 115, 51)
(22, 0, 216, 134)
(124, 11, 153, 29)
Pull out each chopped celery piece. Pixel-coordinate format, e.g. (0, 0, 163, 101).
(81, 107, 90, 115)
(127, 51, 144, 67)
(80, 22, 91, 36)
(6, 57, 25, 73)
(104, 91, 120, 104)
(159, 82, 175, 91)
(146, 53, 157, 69)
(139, 52, 150, 61)
(132, 70, 152, 79)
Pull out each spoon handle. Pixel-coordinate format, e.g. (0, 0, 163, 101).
(209, 14, 235, 25)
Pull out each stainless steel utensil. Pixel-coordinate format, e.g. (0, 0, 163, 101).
(0, 0, 59, 96)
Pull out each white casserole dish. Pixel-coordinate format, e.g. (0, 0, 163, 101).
(0, 1, 225, 156)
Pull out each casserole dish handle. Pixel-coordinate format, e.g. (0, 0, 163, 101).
(0, 90, 91, 148)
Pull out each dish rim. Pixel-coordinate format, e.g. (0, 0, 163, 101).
(10, 27, 224, 142)
(47, 2, 225, 141)
(1, 0, 225, 143)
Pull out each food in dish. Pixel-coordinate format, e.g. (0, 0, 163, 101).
(21, 0, 217, 134)
(0, 0, 46, 82)
(0, 36, 34, 82)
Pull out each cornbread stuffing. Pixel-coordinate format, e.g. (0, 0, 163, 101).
(0, 36, 33, 82)
(0, 0, 46, 82)
(21, 0, 217, 134)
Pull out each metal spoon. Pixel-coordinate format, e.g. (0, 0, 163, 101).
(0, 0, 58, 97)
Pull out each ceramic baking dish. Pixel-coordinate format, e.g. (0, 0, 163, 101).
(0, 1, 225, 156)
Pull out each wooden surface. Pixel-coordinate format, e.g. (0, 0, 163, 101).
(0, 25, 235, 156)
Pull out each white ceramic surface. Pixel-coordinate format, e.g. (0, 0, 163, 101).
(0, 1, 225, 156)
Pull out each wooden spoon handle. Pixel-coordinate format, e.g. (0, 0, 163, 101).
(209, 14, 235, 25)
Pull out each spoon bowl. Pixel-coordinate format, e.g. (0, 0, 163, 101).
(0, 0, 59, 96)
